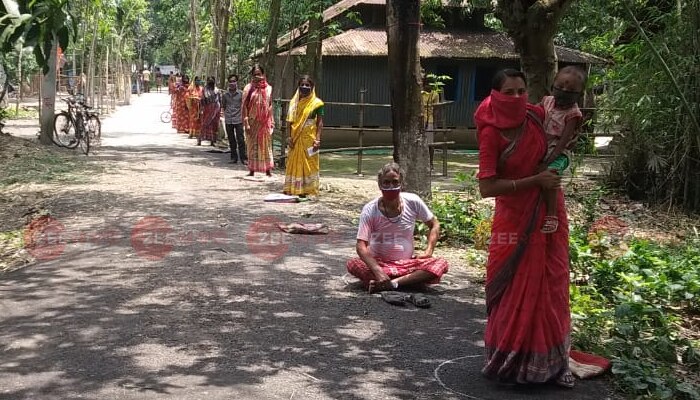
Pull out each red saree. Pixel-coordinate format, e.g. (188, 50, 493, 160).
(174, 85, 189, 133)
(187, 85, 203, 137)
(200, 88, 221, 142)
(476, 99, 571, 383)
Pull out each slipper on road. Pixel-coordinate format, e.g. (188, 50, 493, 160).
(405, 293, 431, 308)
(380, 291, 406, 306)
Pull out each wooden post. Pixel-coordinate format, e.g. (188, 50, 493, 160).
(279, 100, 287, 168)
(357, 89, 366, 176)
(441, 103, 448, 177)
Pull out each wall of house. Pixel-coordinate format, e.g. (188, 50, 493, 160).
(316, 56, 520, 129)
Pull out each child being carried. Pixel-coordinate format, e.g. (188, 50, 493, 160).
(540, 66, 587, 233)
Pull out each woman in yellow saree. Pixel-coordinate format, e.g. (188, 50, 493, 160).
(284, 76, 324, 197)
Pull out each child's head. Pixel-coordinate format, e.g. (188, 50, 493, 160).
(552, 66, 587, 108)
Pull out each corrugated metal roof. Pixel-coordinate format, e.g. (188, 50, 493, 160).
(263, 0, 474, 57)
(280, 28, 607, 64)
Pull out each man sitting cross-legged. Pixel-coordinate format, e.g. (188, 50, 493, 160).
(346, 163, 449, 300)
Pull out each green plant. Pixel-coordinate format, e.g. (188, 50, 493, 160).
(416, 172, 490, 247)
(570, 233, 700, 399)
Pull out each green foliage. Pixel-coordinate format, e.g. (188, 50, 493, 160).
(0, 0, 77, 74)
(560, 1, 700, 211)
(421, 0, 446, 28)
(1, 48, 40, 85)
(417, 171, 490, 246)
(570, 230, 700, 399)
(424, 73, 452, 96)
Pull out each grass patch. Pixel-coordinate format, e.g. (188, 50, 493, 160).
(6, 107, 39, 120)
(320, 153, 478, 176)
(0, 135, 101, 187)
(0, 228, 25, 272)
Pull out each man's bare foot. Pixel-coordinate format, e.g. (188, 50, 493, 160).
(368, 280, 393, 294)
(555, 370, 575, 388)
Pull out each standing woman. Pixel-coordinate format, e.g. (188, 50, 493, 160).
(174, 75, 190, 134)
(474, 69, 574, 387)
(187, 76, 204, 139)
(168, 72, 178, 130)
(242, 64, 274, 177)
(284, 76, 324, 196)
(199, 77, 221, 146)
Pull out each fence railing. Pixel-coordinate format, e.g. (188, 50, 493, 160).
(274, 92, 455, 176)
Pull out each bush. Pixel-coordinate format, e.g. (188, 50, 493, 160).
(570, 230, 700, 399)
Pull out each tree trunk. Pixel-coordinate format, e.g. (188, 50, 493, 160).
(304, 0, 323, 84)
(39, 35, 58, 145)
(217, 0, 231, 88)
(263, 0, 282, 91)
(495, 0, 574, 102)
(190, 0, 200, 74)
(87, 13, 98, 106)
(386, 0, 430, 197)
(15, 46, 22, 112)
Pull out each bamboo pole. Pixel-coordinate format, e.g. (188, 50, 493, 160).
(357, 89, 366, 176)
(624, 3, 700, 143)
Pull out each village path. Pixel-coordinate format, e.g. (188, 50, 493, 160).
(0, 93, 613, 400)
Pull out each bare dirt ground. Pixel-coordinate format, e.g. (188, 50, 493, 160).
(0, 93, 615, 399)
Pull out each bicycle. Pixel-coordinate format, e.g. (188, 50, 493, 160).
(160, 109, 171, 123)
(160, 98, 172, 123)
(53, 95, 100, 155)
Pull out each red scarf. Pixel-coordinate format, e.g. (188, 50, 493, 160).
(474, 89, 529, 130)
(247, 79, 272, 137)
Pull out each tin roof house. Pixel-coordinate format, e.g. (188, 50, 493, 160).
(268, 0, 603, 146)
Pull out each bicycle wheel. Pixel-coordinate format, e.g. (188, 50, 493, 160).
(160, 111, 171, 123)
(53, 112, 78, 148)
(78, 127, 90, 155)
(86, 115, 101, 144)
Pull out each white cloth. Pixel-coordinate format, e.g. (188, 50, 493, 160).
(356, 192, 434, 261)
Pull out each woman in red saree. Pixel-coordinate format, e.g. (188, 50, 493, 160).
(475, 69, 574, 387)
(187, 77, 204, 139)
(242, 64, 274, 177)
(173, 75, 190, 134)
(168, 73, 177, 129)
(198, 77, 221, 146)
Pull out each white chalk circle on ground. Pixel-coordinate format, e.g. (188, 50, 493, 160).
(434, 355, 486, 399)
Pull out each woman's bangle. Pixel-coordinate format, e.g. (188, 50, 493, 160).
(511, 180, 517, 192)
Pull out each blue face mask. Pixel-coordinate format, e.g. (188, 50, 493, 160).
(299, 86, 312, 96)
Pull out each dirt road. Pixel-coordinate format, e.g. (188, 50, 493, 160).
(0, 93, 612, 399)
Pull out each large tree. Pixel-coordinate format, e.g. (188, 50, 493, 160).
(386, 0, 430, 197)
(304, 0, 323, 84)
(1, 0, 76, 145)
(496, 0, 575, 101)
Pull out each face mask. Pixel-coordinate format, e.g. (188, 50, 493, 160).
(552, 87, 580, 108)
(299, 86, 311, 96)
(490, 89, 528, 127)
(380, 186, 401, 201)
(195, 80, 203, 86)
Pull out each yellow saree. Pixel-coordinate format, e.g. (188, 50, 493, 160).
(284, 89, 324, 196)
